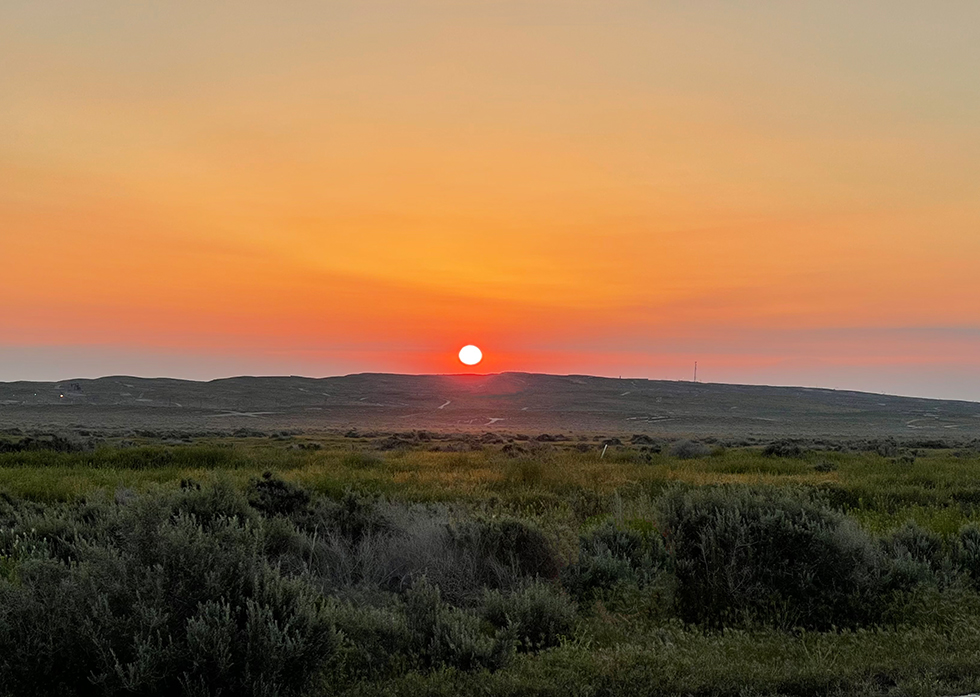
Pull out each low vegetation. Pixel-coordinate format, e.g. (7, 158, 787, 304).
(2, 431, 980, 695)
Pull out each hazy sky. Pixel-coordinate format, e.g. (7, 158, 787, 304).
(2, 2, 979, 400)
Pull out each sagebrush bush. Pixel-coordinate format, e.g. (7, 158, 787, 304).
(658, 487, 889, 629)
(9, 460, 980, 695)
(319, 491, 395, 545)
(670, 440, 710, 460)
(325, 599, 414, 682)
(482, 583, 576, 652)
(562, 522, 669, 603)
(248, 471, 311, 519)
(504, 457, 546, 487)
(404, 579, 513, 671)
(762, 441, 807, 458)
(171, 476, 257, 527)
(451, 517, 563, 591)
(883, 521, 950, 588)
(0, 485, 339, 697)
(954, 523, 980, 589)
(342, 451, 385, 469)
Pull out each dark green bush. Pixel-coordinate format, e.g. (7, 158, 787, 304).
(481, 583, 576, 652)
(248, 471, 311, 518)
(10, 468, 980, 695)
(319, 491, 394, 545)
(326, 600, 414, 682)
(342, 451, 385, 469)
(762, 441, 807, 458)
(954, 523, 980, 589)
(883, 521, 949, 588)
(169, 478, 257, 527)
(451, 517, 563, 589)
(0, 497, 338, 697)
(659, 487, 888, 629)
(503, 457, 546, 487)
(404, 579, 513, 671)
(562, 522, 668, 602)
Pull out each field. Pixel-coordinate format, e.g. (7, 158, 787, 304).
(3, 427, 980, 696)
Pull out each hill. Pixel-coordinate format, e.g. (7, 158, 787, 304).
(2, 373, 979, 440)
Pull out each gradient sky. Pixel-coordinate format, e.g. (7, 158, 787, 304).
(2, 1, 979, 400)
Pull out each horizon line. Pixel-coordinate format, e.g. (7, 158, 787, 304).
(2, 371, 978, 406)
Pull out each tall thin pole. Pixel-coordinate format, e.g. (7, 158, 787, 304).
(694, 361, 698, 383)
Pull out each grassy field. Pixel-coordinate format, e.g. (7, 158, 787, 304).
(2, 431, 980, 696)
(3, 433, 980, 529)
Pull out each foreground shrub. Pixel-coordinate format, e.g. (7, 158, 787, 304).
(883, 521, 950, 588)
(319, 491, 395, 545)
(248, 471, 311, 518)
(659, 487, 888, 629)
(562, 522, 669, 603)
(0, 497, 339, 697)
(404, 579, 513, 671)
(325, 600, 415, 682)
(450, 517, 563, 592)
(955, 523, 980, 589)
(482, 583, 576, 652)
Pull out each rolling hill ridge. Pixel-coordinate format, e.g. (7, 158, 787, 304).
(1, 373, 979, 439)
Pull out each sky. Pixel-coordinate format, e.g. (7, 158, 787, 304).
(2, 1, 979, 400)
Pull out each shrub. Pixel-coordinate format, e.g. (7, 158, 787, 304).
(318, 491, 394, 545)
(670, 440, 710, 460)
(170, 477, 256, 528)
(262, 515, 313, 575)
(326, 600, 415, 683)
(504, 458, 546, 487)
(562, 522, 668, 602)
(872, 438, 900, 458)
(451, 517, 563, 591)
(0, 500, 339, 696)
(658, 487, 887, 629)
(404, 579, 513, 672)
(954, 523, 980, 588)
(481, 583, 576, 652)
(883, 521, 949, 588)
(248, 471, 311, 518)
(762, 441, 807, 458)
(172, 570, 339, 697)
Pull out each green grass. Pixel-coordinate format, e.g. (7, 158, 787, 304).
(338, 623, 980, 697)
(3, 442, 980, 530)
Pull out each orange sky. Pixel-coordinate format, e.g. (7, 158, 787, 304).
(2, 2, 979, 399)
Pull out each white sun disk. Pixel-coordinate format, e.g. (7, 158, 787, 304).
(458, 345, 483, 366)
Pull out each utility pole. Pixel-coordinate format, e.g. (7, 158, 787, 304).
(694, 361, 698, 383)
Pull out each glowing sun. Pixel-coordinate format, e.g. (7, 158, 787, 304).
(458, 345, 483, 366)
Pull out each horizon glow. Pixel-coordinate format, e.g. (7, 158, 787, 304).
(2, 2, 979, 401)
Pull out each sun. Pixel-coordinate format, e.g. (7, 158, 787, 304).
(458, 345, 483, 366)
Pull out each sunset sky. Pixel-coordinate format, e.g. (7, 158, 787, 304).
(2, 2, 979, 400)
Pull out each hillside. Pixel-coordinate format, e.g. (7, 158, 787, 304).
(2, 373, 979, 440)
